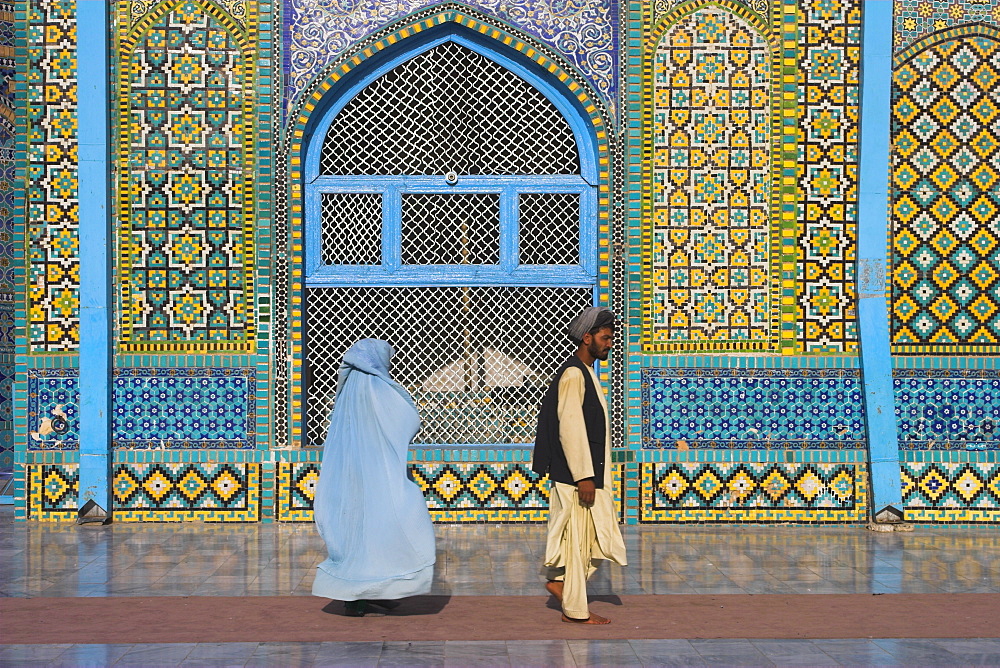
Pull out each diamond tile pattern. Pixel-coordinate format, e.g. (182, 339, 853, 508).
(902, 461, 1000, 513)
(647, 462, 858, 511)
(891, 34, 1000, 352)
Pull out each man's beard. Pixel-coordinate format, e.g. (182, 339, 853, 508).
(588, 342, 610, 361)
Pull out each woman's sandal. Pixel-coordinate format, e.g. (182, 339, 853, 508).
(344, 600, 369, 617)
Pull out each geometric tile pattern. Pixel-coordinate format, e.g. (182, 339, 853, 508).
(796, 0, 861, 353)
(894, 370, 1000, 450)
(0, 0, 13, 472)
(116, 0, 256, 352)
(641, 368, 865, 449)
(27, 367, 256, 450)
(643, 5, 778, 351)
(894, 0, 1000, 54)
(26, 462, 260, 521)
(0, 2, 13, 155)
(112, 462, 259, 520)
(902, 461, 1000, 520)
(412, 462, 550, 519)
(26, 369, 78, 450)
(26, 0, 79, 352)
(276, 461, 318, 522)
(890, 32, 1000, 354)
(641, 461, 866, 523)
(27, 463, 79, 518)
(284, 0, 618, 119)
(275, 461, 552, 522)
(0, 354, 11, 470)
(112, 368, 255, 448)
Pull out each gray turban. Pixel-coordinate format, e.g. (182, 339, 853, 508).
(567, 307, 615, 344)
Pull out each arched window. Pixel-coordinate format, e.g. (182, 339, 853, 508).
(302, 34, 599, 447)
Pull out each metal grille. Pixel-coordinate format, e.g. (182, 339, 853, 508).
(321, 193, 382, 265)
(519, 193, 580, 264)
(401, 193, 499, 265)
(320, 41, 580, 176)
(304, 287, 592, 447)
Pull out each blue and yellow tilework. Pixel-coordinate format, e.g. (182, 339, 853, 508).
(111, 461, 260, 521)
(277, 460, 554, 523)
(276, 461, 318, 522)
(641, 0, 787, 353)
(795, 0, 861, 354)
(26, 0, 78, 352)
(894, 0, 1000, 53)
(27, 461, 260, 521)
(115, 0, 258, 353)
(902, 457, 999, 523)
(890, 27, 1000, 354)
(894, 369, 1000, 449)
(27, 463, 78, 520)
(640, 460, 867, 523)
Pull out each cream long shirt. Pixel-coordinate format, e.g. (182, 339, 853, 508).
(556, 365, 613, 489)
(545, 364, 626, 569)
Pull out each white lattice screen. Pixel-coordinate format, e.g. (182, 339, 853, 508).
(320, 41, 579, 175)
(304, 39, 595, 447)
(305, 287, 592, 447)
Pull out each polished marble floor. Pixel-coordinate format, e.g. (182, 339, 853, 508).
(2, 508, 999, 666)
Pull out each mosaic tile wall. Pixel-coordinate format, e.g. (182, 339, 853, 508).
(894, 0, 1000, 52)
(901, 455, 999, 522)
(115, 0, 258, 353)
(890, 30, 1000, 354)
(0, 2, 14, 471)
(27, 461, 260, 521)
(894, 369, 1000, 450)
(795, 0, 860, 353)
(637, 0, 861, 355)
(640, 460, 866, 522)
(284, 0, 618, 120)
(641, 368, 865, 449)
(277, 459, 553, 522)
(27, 368, 257, 450)
(644, 6, 776, 350)
(26, 0, 77, 352)
(642, 1, 788, 353)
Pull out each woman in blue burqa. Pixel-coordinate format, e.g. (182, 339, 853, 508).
(312, 339, 436, 617)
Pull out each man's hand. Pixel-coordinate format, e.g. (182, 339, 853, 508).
(576, 478, 596, 506)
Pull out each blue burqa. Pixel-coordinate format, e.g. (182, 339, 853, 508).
(312, 339, 436, 601)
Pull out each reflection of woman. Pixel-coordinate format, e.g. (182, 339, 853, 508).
(312, 339, 436, 617)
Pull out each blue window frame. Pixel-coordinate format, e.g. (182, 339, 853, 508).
(303, 32, 599, 291)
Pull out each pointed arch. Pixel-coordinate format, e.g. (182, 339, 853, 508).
(889, 24, 1000, 353)
(283, 9, 612, 446)
(115, 0, 257, 352)
(640, 0, 786, 353)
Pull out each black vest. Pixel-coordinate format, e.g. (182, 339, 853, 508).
(531, 355, 607, 488)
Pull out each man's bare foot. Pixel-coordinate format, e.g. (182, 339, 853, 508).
(561, 613, 611, 625)
(544, 580, 564, 602)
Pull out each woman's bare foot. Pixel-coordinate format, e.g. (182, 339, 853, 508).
(561, 613, 611, 625)
(544, 580, 564, 601)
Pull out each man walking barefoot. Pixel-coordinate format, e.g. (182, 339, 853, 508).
(532, 307, 627, 624)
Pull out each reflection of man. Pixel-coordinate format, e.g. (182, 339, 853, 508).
(531, 307, 627, 624)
